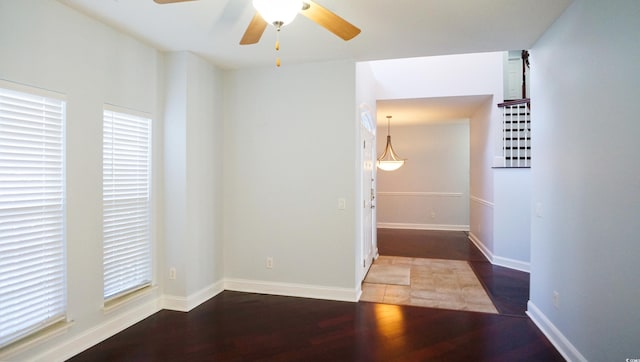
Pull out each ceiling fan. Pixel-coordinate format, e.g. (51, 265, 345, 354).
(153, 0, 361, 46)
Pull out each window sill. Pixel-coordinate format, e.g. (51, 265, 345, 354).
(102, 284, 157, 315)
(0, 319, 74, 360)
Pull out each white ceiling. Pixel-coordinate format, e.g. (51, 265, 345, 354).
(377, 95, 491, 126)
(56, 0, 570, 126)
(57, 0, 571, 70)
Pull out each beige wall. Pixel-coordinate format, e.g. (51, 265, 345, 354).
(376, 121, 470, 230)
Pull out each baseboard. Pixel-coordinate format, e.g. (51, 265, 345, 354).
(377, 222, 469, 231)
(493, 255, 530, 273)
(527, 301, 587, 362)
(32, 298, 160, 362)
(468, 232, 493, 262)
(377, 191, 462, 197)
(468, 232, 530, 273)
(224, 278, 358, 302)
(163, 280, 225, 312)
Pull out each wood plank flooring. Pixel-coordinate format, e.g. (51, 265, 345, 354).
(68, 229, 562, 361)
(69, 291, 562, 361)
(377, 228, 487, 261)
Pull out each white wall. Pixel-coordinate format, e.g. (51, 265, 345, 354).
(163, 52, 189, 297)
(0, 0, 164, 360)
(376, 121, 470, 231)
(223, 61, 359, 300)
(493, 168, 531, 271)
(184, 53, 225, 297)
(469, 98, 495, 254)
(529, 0, 640, 360)
(371, 53, 504, 100)
(163, 51, 225, 305)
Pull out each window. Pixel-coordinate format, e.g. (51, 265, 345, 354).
(102, 107, 152, 301)
(0, 84, 66, 348)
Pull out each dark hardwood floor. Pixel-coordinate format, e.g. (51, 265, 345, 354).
(468, 261, 530, 316)
(377, 228, 487, 261)
(69, 291, 562, 361)
(68, 229, 561, 361)
(377, 228, 530, 316)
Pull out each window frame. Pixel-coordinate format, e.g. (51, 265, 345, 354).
(102, 105, 153, 303)
(0, 80, 67, 349)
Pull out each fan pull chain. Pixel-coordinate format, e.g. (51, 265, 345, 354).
(275, 26, 281, 67)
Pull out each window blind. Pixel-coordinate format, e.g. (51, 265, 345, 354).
(0, 86, 66, 348)
(103, 108, 152, 301)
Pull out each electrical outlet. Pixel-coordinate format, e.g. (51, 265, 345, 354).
(169, 267, 176, 280)
(266, 257, 274, 269)
(430, 210, 436, 219)
(553, 291, 559, 309)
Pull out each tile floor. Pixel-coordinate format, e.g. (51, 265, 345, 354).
(361, 255, 498, 314)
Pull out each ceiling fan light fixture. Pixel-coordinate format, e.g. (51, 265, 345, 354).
(377, 115, 406, 172)
(252, 0, 303, 26)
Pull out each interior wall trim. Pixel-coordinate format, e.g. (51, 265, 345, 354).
(224, 278, 358, 302)
(493, 255, 530, 273)
(468, 232, 530, 273)
(378, 191, 463, 197)
(377, 223, 469, 231)
(527, 301, 587, 362)
(468, 232, 493, 261)
(162, 280, 225, 312)
(470, 195, 494, 207)
(31, 298, 160, 362)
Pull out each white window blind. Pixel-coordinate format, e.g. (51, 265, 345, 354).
(103, 108, 152, 301)
(0, 85, 66, 348)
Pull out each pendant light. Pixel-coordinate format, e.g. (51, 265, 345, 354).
(377, 115, 406, 171)
(252, 0, 304, 67)
(252, 0, 302, 26)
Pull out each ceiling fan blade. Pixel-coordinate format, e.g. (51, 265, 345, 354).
(154, 0, 197, 3)
(300, 1, 361, 41)
(240, 13, 268, 45)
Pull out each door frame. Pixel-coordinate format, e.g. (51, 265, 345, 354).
(359, 107, 377, 282)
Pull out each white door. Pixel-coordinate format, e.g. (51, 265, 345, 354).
(360, 110, 377, 276)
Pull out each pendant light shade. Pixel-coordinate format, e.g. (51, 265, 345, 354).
(253, 0, 302, 26)
(377, 115, 406, 171)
